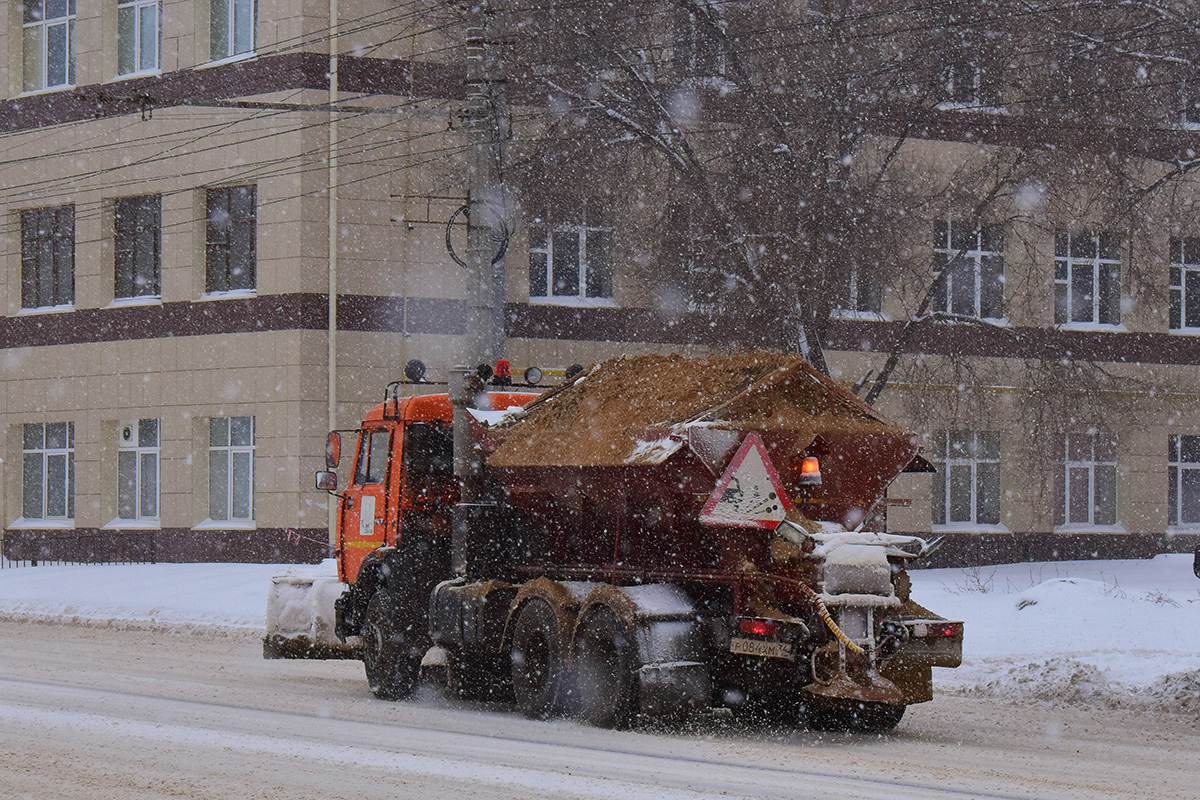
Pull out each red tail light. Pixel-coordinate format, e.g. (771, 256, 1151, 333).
(933, 621, 963, 638)
(739, 618, 780, 637)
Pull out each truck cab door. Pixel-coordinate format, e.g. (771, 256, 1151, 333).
(338, 425, 394, 583)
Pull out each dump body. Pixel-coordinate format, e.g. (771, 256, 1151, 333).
(274, 352, 962, 732)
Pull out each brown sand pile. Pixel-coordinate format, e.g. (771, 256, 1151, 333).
(487, 351, 910, 469)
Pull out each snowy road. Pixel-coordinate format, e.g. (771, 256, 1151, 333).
(1, 620, 1198, 800)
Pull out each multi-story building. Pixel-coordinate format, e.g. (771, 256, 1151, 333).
(2, 1, 1200, 566)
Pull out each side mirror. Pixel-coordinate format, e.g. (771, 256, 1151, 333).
(325, 432, 341, 469)
(316, 471, 338, 492)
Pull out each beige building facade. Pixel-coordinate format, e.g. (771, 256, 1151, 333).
(2, 2, 1200, 565)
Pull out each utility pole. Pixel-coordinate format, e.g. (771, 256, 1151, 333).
(451, 0, 509, 576)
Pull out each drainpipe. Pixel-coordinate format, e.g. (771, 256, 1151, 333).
(326, 0, 339, 550)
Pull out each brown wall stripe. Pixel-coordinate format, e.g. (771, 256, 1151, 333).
(8, 293, 1200, 367)
(0, 54, 462, 131)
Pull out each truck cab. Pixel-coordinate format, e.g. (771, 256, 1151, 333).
(319, 390, 538, 584)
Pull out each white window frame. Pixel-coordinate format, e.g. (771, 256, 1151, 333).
(116, 419, 160, 524)
(117, 0, 162, 77)
(528, 206, 615, 306)
(114, 194, 162, 300)
(933, 219, 1005, 321)
(1054, 229, 1122, 328)
(1168, 434, 1200, 529)
(208, 416, 255, 524)
(210, 0, 257, 62)
(20, 205, 75, 311)
(833, 265, 882, 318)
(675, 7, 725, 79)
(22, 1, 76, 92)
(21, 422, 75, 524)
(1056, 432, 1119, 530)
(937, 29, 1004, 112)
(931, 430, 1003, 529)
(1169, 237, 1200, 332)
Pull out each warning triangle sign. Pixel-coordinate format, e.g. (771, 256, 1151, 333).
(699, 432, 792, 529)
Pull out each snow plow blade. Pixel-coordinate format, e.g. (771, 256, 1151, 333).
(263, 562, 361, 659)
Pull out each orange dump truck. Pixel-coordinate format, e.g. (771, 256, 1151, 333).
(267, 352, 961, 731)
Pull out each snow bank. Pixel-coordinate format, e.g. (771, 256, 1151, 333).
(910, 554, 1200, 711)
(0, 562, 284, 630)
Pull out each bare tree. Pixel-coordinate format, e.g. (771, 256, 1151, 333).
(477, 0, 1200, 399)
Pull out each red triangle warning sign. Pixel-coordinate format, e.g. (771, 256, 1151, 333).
(699, 432, 792, 529)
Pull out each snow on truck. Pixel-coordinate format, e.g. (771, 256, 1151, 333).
(265, 352, 962, 732)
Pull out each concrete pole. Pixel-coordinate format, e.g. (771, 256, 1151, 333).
(452, 1, 509, 574)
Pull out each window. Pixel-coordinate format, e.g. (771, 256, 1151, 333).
(114, 195, 162, 299)
(1169, 237, 1200, 331)
(938, 24, 1002, 109)
(353, 430, 391, 486)
(1055, 432, 1117, 528)
(23, 1, 76, 91)
(1169, 435, 1200, 527)
(1054, 230, 1122, 326)
(211, 0, 256, 61)
(23, 422, 75, 521)
(21, 205, 74, 310)
(836, 266, 882, 316)
(205, 186, 257, 294)
(931, 430, 1001, 527)
(933, 220, 1005, 319)
(118, 419, 159, 522)
(529, 206, 613, 303)
(674, 8, 724, 78)
(118, 0, 161, 76)
(209, 416, 255, 522)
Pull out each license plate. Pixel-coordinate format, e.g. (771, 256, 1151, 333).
(730, 637, 793, 659)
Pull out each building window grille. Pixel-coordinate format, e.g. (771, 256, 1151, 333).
(931, 430, 1002, 527)
(211, 0, 256, 61)
(21, 205, 75, 310)
(529, 206, 613, 303)
(1169, 237, 1200, 331)
(209, 416, 255, 522)
(1168, 435, 1200, 527)
(118, 0, 161, 75)
(115, 195, 162, 299)
(1054, 230, 1122, 326)
(205, 186, 257, 294)
(837, 266, 882, 315)
(118, 419, 159, 521)
(933, 220, 1005, 319)
(23, 0, 76, 92)
(1055, 432, 1117, 528)
(23, 422, 75, 521)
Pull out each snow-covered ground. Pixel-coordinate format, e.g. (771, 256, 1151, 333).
(1, 554, 1198, 712)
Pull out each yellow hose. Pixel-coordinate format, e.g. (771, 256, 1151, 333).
(809, 592, 865, 655)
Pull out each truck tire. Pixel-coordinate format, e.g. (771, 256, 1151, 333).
(362, 590, 421, 700)
(511, 599, 566, 718)
(805, 698, 905, 734)
(573, 607, 637, 729)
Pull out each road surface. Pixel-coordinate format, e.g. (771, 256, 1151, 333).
(0, 619, 1197, 799)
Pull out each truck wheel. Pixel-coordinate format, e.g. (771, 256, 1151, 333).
(574, 607, 637, 729)
(362, 590, 421, 701)
(805, 699, 905, 734)
(511, 599, 566, 718)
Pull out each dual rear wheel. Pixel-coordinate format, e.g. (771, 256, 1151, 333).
(510, 600, 636, 728)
